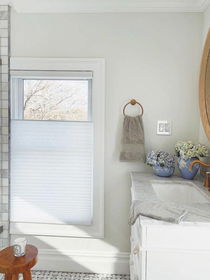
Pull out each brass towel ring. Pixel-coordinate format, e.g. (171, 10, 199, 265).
(123, 99, 144, 116)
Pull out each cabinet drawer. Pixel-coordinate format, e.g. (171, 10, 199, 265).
(145, 225, 210, 250)
(146, 250, 210, 280)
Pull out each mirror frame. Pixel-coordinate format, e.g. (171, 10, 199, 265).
(200, 28, 210, 141)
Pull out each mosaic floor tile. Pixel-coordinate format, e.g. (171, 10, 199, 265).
(0, 271, 130, 280)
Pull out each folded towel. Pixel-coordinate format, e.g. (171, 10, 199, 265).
(120, 115, 145, 161)
(129, 200, 188, 224)
(129, 200, 210, 225)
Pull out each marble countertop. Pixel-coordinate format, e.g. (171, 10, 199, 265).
(130, 172, 210, 199)
(130, 172, 210, 226)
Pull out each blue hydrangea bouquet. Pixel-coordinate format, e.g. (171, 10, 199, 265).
(146, 150, 175, 177)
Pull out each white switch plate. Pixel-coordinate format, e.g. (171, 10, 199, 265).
(157, 120, 171, 135)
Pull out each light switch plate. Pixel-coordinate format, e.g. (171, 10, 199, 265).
(157, 120, 171, 135)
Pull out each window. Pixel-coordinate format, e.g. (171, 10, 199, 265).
(23, 79, 90, 121)
(10, 58, 105, 238)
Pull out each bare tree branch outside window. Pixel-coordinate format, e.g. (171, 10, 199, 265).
(24, 80, 89, 121)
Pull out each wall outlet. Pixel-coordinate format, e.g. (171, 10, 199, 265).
(157, 120, 171, 135)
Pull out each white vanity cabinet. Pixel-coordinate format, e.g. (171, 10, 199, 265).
(130, 173, 210, 280)
(130, 218, 146, 280)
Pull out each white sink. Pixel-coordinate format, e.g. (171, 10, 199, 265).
(151, 182, 209, 204)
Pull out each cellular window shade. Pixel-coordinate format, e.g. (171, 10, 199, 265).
(10, 70, 93, 80)
(10, 120, 93, 225)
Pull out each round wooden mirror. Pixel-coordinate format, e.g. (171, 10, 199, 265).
(200, 28, 210, 141)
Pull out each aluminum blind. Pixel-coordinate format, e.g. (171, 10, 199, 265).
(10, 120, 93, 225)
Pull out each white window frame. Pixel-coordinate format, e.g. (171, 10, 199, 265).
(10, 70, 93, 121)
(10, 57, 105, 238)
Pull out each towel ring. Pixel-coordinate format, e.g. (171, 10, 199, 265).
(123, 99, 144, 116)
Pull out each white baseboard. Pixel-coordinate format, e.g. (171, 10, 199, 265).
(34, 249, 130, 274)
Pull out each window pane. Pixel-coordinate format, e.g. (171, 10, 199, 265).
(23, 80, 89, 121)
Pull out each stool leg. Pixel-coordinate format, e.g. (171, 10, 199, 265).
(23, 270, 32, 280)
(12, 275, 19, 280)
(4, 274, 13, 280)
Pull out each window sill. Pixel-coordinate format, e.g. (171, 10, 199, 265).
(10, 222, 104, 238)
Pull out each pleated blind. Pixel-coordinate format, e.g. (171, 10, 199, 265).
(10, 120, 93, 225)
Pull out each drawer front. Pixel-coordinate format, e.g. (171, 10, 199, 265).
(146, 225, 210, 250)
(146, 250, 210, 280)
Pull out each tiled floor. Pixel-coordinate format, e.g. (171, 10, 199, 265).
(0, 271, 130, 280)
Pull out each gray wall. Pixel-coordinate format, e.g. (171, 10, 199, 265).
(10, 9, 202, 269)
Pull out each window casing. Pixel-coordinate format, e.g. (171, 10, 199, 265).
(10, 58, 105, 238)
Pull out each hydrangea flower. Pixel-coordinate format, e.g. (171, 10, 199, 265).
(175, 141, 208, 160)
(146, 151, 175, 168)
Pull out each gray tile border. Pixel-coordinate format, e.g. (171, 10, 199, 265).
(1, 65, 8, 73)
(1, 92, 8, 100)
(2, 186, 8, 194)
(2, 127, 8, 135)
(0, 11, 8, 20)
(1, 82, 8, 90)
(2, 204, 9, 212)
(0, 38, 8, 47)
(0, 6, 9, 12)
(2, 101, 8, 108)
(0, 20, 8, 29)
(1, 135, 8, 143)
(2, 108, 9, 117)
(2, 73, 8, 81)
(0, 28, 8, 37)
(2, 118, 8, 126)
(1, 56, 8, 65)
(1, 169, 8, 177)
(0, 6, 9, 249)
(2, 221, 8, 229)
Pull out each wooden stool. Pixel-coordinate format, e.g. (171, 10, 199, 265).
(0, 244, 38, 280)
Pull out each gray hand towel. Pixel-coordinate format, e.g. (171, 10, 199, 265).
(120, 115, 145, 161)
(129, 200, 188, 225)
(129, 200, 210, 225)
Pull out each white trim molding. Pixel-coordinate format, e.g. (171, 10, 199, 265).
(34, 249, 130, 274)
(3, 0, 210, 13)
